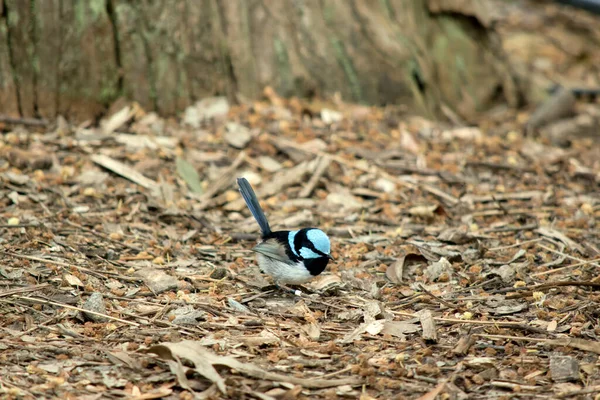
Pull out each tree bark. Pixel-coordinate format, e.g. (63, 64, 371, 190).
(0, 0, 520, 121)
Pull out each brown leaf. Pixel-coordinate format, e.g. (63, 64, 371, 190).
(381, 321, 420, 338)
(145, 340, 362, 389)
(387, 253, 428, 283)
(385, 258, 404, 284)
(145, 342, 226, 394)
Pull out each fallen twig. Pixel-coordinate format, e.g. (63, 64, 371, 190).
(0, 284, 51, 298)
(92, 154, 160, 190)
(14, 296, 139, 326)
(0, 115, 49, 127)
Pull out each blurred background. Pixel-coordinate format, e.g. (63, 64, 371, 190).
(0, 0, 598, 131)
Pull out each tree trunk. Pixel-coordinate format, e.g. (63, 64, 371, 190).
(0, 0, 520, 122)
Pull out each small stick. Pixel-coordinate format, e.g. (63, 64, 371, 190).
(556, 385, 600, 398)
(475, 333, 600, 354)
(299, 156, 330, 197)
(481, 223, 538, 234)
(319, 366, 353, 379)
(490, 381, 539, 391)
(531, 257, 600, 277)
(391, 311, 532, 326)
(0, 223, 41, 228)
(0, 115, 49, 126)
(488, 238, 543, 251)
(462, 190, 543, 203)
(417, 284, 461, 310)
(537, 243, 600, 268)
(8, 252, 70, 267)
(476, 334, 600, 355)
(420, 183, 459, 205)
(489, 280, 600, 296)
(91, 154, 159, 190)
(468, 208, 552, 218)
(15, 295, 139, 326)
(0, 283, 51, 298)
(506, 280, 600, 299)
(6, 252, 141, 283)
(475, 333, 549, 342)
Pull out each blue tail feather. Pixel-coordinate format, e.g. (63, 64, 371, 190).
(237, 177, 271, 236)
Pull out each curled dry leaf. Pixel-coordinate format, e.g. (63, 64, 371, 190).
(385, 258, 405, 284)
(309, 274, 342, 291)
(63, 273, 84, 288)
(408, 204, 440, 218)
(102, 105, 134, 134)
(145, 341, 225, 394)
(385, 253, 427, 284)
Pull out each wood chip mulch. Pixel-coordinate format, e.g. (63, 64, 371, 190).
(1, 89, 600, 399)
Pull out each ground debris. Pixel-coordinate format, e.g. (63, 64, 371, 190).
(2, 19, 600, 395)
(550, 355, 580, 382)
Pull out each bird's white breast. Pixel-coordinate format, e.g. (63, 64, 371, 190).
(257, 253, 313, 285)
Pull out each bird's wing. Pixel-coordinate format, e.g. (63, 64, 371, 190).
(252, 239, 295, 264)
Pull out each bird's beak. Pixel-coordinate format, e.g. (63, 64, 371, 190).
(328, 254, 334, 260)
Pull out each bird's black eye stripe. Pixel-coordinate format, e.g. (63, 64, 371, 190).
(294, 231, 304, 258)
(302, 236, 328, 257)
(294, 228, 328, 258)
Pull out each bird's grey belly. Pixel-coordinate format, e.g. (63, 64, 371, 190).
(257, 254, 313, 284)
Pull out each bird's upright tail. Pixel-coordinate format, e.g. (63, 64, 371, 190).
(237, 177, 271, 236)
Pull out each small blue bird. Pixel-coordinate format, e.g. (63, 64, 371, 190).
(237, 177, 333, 286)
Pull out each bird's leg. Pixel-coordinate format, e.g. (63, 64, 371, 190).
(274, 281, 303, 296)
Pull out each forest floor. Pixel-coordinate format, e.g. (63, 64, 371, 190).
(2, 4, 600, 398)
(0, 84, 599, 400)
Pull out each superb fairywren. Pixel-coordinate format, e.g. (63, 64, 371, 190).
(237, 177, 333, 286)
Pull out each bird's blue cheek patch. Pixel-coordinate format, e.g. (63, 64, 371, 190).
(300, 247, 321, 259)
(288, 230, 299, 257)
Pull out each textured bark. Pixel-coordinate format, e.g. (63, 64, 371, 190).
(0, 0, 520, 121)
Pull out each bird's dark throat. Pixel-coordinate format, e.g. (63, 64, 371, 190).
(303, 257, 329, 276)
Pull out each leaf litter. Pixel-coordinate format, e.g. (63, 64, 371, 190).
(2, 11, 600, 400)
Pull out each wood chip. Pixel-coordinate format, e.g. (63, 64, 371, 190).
(91, 154, 159, 190)
(417, 309, 438, 342)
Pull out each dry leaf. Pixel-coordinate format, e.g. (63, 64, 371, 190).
(102, 105, 133, 134)
(63, 273, 84, 288)
(408, 204, 439, 218)
(381, 321, 420, 338)
(386, 258, 405, 284)
(176, 157, 203, 194)
(144, 340, 361, 389)
(224, 122, 252, 149)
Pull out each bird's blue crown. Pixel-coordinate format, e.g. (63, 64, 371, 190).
(307, 229, 330, 255)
